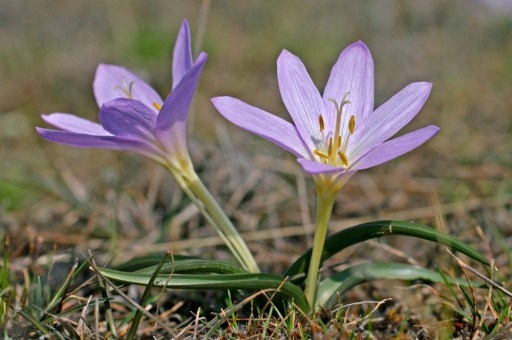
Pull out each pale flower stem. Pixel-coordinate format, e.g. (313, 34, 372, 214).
(304, 190, 336, 308)
(168, 164, 260, 273)
(170, 169, 243, 265)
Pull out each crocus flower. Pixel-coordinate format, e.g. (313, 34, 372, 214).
(212, 41, 439, 193)
(36, 21, 260, 273)
(213, 41, 439, 306)
(36, 20, 206, 171)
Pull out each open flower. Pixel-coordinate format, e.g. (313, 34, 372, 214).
(36, 20, 207, 170)
(212, 41, 439, 193)
(36, 21, 260, 272)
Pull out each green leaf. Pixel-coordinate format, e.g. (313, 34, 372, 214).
(134, 259, 248, 275)
(317, 261, 483, 308)
(114, 254, 199, 271)
(99, 268, 309, 312)
(115, 255, 248, 275)
(127, 252, 170, 340)
(285, 220, 489, 285)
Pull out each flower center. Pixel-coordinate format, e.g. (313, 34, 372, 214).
(113, 79, 163, 112)
(113, 79, 136, 99)
(313, 93, 355, 168)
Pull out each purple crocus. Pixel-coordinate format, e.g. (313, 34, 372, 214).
(212, 41, 439, 192)
(37, 20, 207, 170)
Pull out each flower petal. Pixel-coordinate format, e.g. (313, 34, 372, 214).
(172, 20, 193, 89)
(323, 41, 374, 133)
(212, 96, 310, 158)
(297, 158, 345, 175)
(351, 125, 440, 170)
(155, 52, 207, 157)
(41, 113, 111, 135)
(93, 64, 163, 111)
(277, 50, 325, 152)
(36, 128, 165, 160)
(348, 82, 432, 159)
(99, 98, 157, 141)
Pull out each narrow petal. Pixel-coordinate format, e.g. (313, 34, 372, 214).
(277, 50, 325, 152)
(323, 41, 374, 133)
(351, 125, 440, 170)
(155, 52, 207, 157)
(348, 82, 432, 159)
(36, 128, 165, 160)
(172, 20, 193, 89)
(212, 96, 310, 158)
(297, 158, 345, 175)
(93, 64, 163, 112)
(41, 113, 111, 135)
(99, 98, 157, 141)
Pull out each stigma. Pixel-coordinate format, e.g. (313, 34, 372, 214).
(314, 93, 355, 168)
(113, 78, 136, 99)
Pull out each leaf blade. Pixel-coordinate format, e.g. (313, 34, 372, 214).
(285, 220, 489, 284)
(317, 261, 483, 308)
(99, 268, 310, 312)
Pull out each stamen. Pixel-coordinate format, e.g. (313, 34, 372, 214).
(314, 149, 330, 160)
(328, 137, 333, 158)
(319, 115, 325, 132)
(338, 151, 349, 166)
(153, 102, 162, 111)
(349, 115, 355, 135)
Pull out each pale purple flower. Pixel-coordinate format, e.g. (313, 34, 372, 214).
(37, 20, 207, 168)
(212, 41, 439, 189)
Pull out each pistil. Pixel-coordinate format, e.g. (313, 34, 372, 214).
(314, 93, 356, 168)
(113, 79, 136, 99)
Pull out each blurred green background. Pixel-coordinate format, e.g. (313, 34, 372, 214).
(0, 1, 511, 255)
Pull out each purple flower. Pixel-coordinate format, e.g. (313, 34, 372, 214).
(212, 41, 439, 191)
(37, 20, 207, 169)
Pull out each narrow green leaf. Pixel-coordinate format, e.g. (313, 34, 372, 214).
(134, 259, 248, 275)
(114, 254, 198, 271)
(317, 261, 483, 308)
(44, 259, 78, 315)
(114, 254, 247, 275)
(127, 252, 170, 340)
(285, 220, 489, 285)
(99, 268, 309, 312)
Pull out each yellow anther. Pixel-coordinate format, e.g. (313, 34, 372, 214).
(313, 149, 330, 160)
(319, 115, 325, 132)
(349, 115, 355, 135)
(328, 137, 333, 158)
(338, 151, 349, 167)
(153, 102, 162, 111)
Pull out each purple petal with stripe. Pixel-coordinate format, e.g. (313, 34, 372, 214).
(36, 128, 165, 160)
(323, 41, 374, 135)
(155, 52, 207, 156)
(297, 158, 345, 175)
(99, 98, 157, 141)
(277, 50, 325, 152)
(352, 125, 440, 170)
(172, 20, 194, 88)
(348, 82, 432, 159)
(41, 113, 110, 135)
(212, 96, 310, 158)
